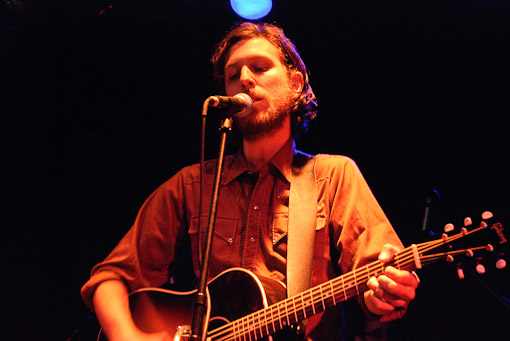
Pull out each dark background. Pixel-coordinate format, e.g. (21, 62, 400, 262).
(2, 0, 509, 340)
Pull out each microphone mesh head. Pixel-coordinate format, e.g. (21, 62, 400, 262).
(234, 93, 253, 117)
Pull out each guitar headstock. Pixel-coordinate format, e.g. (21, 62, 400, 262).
(435, 211, 507, 279)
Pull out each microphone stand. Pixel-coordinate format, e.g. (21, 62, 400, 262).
(190, 113, 233, 341)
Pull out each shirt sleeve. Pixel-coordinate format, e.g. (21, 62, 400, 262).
(320, 155, 403, 274)
(316, 155, 405, 327)
(80, 167, 190, 311)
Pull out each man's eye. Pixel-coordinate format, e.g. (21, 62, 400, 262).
(253, 66, 269, 73)
(227, 73, 239, 81)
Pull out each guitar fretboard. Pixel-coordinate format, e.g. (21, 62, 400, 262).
(207, 223, 491, 340)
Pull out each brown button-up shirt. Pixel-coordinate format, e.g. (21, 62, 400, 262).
(81, 138, 403, 339)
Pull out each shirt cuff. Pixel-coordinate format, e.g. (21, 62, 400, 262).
(80, 270, 124, 311)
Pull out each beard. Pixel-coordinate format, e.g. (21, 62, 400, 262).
(234, 84, 296, 141)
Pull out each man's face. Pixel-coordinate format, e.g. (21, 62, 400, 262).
(223, 37, 303, 140)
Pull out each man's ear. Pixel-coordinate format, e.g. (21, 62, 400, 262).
(290, 71, 304, 94)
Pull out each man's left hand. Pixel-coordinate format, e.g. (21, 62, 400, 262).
(363, 244, 420, 320)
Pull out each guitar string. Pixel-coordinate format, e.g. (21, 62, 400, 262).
(207, 247, 416, 341)
(209, 240, 452, 341)
(213, 252, 447, 340)
(208, 240, 448, 340)
(207, 225, 489, 340)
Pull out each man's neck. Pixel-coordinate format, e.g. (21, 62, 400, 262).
(242, 121, 291, 173)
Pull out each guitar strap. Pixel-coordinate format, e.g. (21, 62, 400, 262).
(287, 151, 317, 299)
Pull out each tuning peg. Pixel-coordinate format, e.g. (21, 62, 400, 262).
(444, 223, 454, 233)
(481, 211, 493, 220)
(476, 264, 486, 274)
(457, 265, 465, 279)
(464, 217, 473, 226)
(496, 253, 506, 269)
(475, 258, 486, 274)
(496, 258, 506, 269)
(442, 233, 449, 242)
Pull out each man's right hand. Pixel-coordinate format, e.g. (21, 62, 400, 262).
(92, 280, 172, 341)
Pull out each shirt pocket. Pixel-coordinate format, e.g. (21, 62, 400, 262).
(272, 212, 326, 246)
(188, 216, 238, 268)
(272, 213, 289, 246)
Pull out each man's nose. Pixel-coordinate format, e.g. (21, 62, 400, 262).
(239, 66, 255, 89)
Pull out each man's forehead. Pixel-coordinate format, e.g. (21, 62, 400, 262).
(224, 37, 281, 69)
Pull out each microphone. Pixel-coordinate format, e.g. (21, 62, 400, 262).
(208, 93, 253, 117)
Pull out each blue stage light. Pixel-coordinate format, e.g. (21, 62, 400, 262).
(230, 0, 272, 20)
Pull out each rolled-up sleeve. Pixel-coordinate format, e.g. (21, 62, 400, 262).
(80, 167, 189, 310)
(320, 155, 402, 274)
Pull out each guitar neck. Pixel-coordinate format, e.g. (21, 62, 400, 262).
(207, 244, 422, 340)
(207, 220, 500, 340)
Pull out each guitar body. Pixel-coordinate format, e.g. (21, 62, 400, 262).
(207, 268, 287, 331)
(96, 268, 287, 340)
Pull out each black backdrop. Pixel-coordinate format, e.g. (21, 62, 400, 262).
(3, 1, 509, 340)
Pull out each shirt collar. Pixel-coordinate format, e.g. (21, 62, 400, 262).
(222, 137, 296, 185)
(270, 137, 295, 183)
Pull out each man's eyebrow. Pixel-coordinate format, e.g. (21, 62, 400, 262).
(224, 62, 238, 71)
(225, 55, 273, 70)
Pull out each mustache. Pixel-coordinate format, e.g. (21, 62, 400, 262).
(243, 90, 261, 100)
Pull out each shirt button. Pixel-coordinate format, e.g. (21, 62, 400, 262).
(253, 205, 260, 210)
(227, 237, 233, 245)
(250, 237, 256, 242)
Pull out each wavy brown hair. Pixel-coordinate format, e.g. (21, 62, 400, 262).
(211, 22, 318, 137)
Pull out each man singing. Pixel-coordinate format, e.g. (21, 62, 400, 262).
(81, 22, 419, 340)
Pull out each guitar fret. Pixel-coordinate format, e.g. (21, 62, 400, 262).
(301, 294, 307, 318)
(244, 315, 248, 341)
(284, 301, 291, 327)
(329, 280, 337, 305)
(292, 296, 298, 322)
(341, 276, 347, 300)
(310, 289, 316, 315)
(238, 320, 242, 341)
(233, 320, 238, 341)
(270, 304, 276, 333)
(243, 319, 246, 341)
(264, 307, 270, 337)
(353, 269, 359, 296)
(319, 284, 326, 310)
(278, 303, 283, 330)
(258, 310, 263, 339)
(240, 316, 246, 341)
(241, 320, 244, 341)
(248, 315, 253, 341)
(395, 251, 401, 270)
(240, 316, 245, 341)
(241, 316, 246, 341)
(240, 320, 243, 341)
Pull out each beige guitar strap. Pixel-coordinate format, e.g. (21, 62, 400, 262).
(287, 151, 317, 299)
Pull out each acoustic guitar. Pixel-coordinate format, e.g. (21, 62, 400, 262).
(77, 212, 507, 340)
